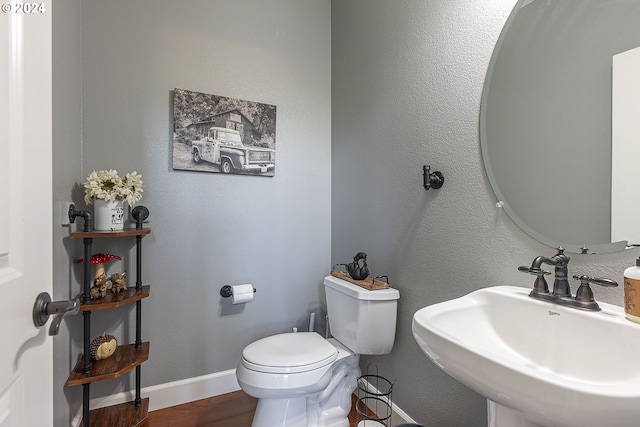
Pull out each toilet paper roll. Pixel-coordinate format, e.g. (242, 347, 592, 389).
(231, 284, 254, 305)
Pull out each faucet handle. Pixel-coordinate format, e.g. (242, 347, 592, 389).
(570, 275, 619, 311)
(519, 266, 551, 296)
(518, 266, 551, 276)
(572, 274, 619, 288)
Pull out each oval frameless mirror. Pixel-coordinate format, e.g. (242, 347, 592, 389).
(480, 0, 640, 254)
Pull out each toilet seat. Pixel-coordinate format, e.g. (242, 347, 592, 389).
(241, 332, 338, 374)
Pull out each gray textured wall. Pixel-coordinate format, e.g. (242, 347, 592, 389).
(331, 1, 638, 426)
(53, 0, 331, 424)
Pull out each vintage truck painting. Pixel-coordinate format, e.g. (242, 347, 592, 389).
(191, 127, 275, 174)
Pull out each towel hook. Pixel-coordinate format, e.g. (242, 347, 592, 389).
(423, 165, 444, 190)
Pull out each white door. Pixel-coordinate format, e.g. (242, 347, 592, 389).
(0, 2, 53, 426)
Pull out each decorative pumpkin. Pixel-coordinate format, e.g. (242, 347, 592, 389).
(90, 334, 118, 360)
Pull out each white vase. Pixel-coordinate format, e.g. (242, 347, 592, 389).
(93, 199, 126, 231)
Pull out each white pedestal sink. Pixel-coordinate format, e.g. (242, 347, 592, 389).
(412, 286, 640, 427)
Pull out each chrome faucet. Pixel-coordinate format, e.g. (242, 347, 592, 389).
(518, 246, 618, 311)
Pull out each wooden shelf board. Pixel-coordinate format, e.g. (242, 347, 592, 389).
(69, 229, 151, 239)
(68, 342, 150, 386)
(83, 398, 149, 427)
(80, 285, 150, 311)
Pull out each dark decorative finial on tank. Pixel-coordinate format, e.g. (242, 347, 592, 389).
(346, 252, 369, 280)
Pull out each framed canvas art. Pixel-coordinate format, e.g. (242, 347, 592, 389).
(172, 88, 276, 177)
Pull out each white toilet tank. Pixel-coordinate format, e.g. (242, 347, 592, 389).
(324, 275, 400, 355)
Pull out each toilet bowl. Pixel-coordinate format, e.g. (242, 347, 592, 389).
(237, 333, 360, 427)
(236, 275, 400, 427)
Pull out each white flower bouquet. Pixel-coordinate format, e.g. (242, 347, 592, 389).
(83, 169, 144, 206)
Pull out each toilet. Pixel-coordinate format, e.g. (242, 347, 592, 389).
(236, 275, 400, 427)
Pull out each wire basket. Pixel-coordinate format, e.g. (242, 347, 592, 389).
(356, 365, 394, 427)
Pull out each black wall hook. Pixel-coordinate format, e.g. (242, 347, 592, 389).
(423, 165, 444, 190)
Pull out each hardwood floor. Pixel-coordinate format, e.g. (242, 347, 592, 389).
(141, 390, 364, 427)
(141, 391, 256, 427)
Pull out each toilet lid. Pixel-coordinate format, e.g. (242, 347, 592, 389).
(242, 332, 338, 374)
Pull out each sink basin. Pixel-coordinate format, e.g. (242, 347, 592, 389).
(412, 286, 640, 427)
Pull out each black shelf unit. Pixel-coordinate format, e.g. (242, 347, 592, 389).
(68, 228, 151, 427)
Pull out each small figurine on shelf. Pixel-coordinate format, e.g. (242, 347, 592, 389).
(109, 272, 127, 293)
(90, 334, 118, 360)
(89, 282, 107, 300)
(76, 253, 122, 299)
(89, 272, 109, 299)
(93, 271, 108, 288)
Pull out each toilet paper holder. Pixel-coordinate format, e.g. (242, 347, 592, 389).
(220, 285, 256, 298)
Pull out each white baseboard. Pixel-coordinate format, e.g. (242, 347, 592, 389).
(70, 369, 416, 427)
(70, 369, 240, 427)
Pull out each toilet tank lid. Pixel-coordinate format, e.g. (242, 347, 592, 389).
(324, 275, 400, 300)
